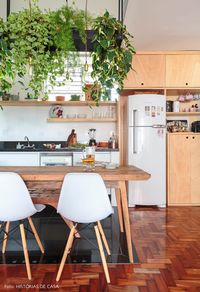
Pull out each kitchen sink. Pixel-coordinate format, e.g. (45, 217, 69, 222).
(22, 145, 35, 150)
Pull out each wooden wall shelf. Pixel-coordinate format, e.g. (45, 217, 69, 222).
(0, 101, 117, 107)
(47, 118, 117, 123)
(167, 112, 200, 116)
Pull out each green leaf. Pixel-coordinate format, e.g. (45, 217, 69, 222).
(100, 39, 110, 49)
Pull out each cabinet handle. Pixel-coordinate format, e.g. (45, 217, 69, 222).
(185, 82, 188, 85)
(141, 82, 144, 86)
(186, 136, 189, 139)
(192, 136, 195, 139)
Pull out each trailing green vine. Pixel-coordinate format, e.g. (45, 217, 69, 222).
(91, 11, 136, 101)
(0, 18, 14, 96)
(1, 1, 91, 98)
(0, 3, 135, 104)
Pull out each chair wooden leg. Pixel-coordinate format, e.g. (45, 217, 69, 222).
(61, 216, 80, 238)
(28, 217, 44, 254)
(94, 225, 110, 284)
(97, 221, 111, 255)
(115, 189, 124, 232)
(56, 225, 75, 282)
(19, 223, 31, 280)
(2, 222, 10, 254)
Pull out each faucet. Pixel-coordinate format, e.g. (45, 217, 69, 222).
(24, 136, 30, 147)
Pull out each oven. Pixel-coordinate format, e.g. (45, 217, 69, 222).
(39, 152, 73, 166)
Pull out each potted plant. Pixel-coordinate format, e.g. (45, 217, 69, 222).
(1, 1, 91, 99)
(90, 11, 136, 102)
(70, 94, 80, 101)
(0, 4, 135, 106)
(83, 83, 101, 105)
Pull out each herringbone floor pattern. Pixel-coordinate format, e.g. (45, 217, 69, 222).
(1, 207, 200, 291)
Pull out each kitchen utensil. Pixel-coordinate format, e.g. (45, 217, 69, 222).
(88, 128, 97, 146)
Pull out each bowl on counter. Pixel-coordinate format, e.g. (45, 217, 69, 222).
(66, 114, 77, 119)
(97, 141, 108, 148)
(102, 162, 119, 169)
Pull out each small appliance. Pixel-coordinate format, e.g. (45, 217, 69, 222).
(191, 121, 200, 132)
(88, 128, 97, 146)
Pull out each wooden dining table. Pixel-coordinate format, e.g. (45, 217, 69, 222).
(0, 165, 150, 263)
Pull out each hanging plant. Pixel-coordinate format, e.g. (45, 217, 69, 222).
(1, 1, 92, 98)
(52, 5, 93, 51)
(2, 1, 57, 95)
(0, 18, 14, 98)
(91, 11, 136, 101)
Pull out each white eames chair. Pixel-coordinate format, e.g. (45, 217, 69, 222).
(56, 173, 114, 283)
(0, 172, 45, 280)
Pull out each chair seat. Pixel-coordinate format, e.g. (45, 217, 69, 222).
(34, 204, 46, 213)
(56, 173, 113, 283)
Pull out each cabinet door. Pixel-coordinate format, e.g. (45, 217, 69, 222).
(166, 55, 200, 87)
(190, 135, 200, 203)
(0, 152, 39, 166)
(124, 54, 165, 88)
(110, 151, 119, 163)
(168, 134, 191, 205)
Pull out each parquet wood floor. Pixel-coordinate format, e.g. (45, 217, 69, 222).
(1, 207, 200, 291)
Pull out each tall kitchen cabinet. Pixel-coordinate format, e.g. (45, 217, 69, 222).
(166, 54, 200, 87)
(167, 133, 200, 205)
(121, 51, 200, 204)
(123, 54, 166, 88)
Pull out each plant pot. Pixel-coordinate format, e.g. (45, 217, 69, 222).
(84, 84, 100, 101)
(70, 95, 80, 101)
(10, 94, 19, 101)
(72, 30, 122, 51)
(56, 96, 65, 101)
(85, 84, 93, 101)
(2, 94, 10, 101)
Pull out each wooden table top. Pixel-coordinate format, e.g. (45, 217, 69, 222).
(0, 165, 150, 181)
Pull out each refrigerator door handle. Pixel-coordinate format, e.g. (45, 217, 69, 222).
(133, 127, 137, 153)
(152, 124, 166, 128)
(133, 109, 137, 127)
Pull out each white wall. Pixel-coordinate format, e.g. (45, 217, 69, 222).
(0, 1, 117, 142)
(9, 0, 117, 18)
(0, 106, 116, 142)
(0, 0, 7, 20)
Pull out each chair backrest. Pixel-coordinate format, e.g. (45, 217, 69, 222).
(57, 173, 113, 223)
(0, 172, 37, 222)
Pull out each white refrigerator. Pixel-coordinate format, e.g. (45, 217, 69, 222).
(128, 94, 166, 207)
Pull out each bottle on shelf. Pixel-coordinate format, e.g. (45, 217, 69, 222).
(108, 132, 118, 149)
(66, 129, 77, 146)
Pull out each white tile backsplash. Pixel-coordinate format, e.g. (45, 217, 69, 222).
(0, 106, 116, 142)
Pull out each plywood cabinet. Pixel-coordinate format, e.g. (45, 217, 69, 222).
(123, 54, 166, 88)
(166, 55, 200, 87)
(167, 133, 200, 205)
(190, 135, 200, 203)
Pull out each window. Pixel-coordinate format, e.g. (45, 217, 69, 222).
(45, 53, 118, 101)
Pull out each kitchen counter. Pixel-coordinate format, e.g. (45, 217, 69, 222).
(0, 141, 119, 152)
(0, 147, 119, 152)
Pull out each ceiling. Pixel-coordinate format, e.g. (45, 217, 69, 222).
(2, 0, 200, 51)
(124, 0, 200, 51)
